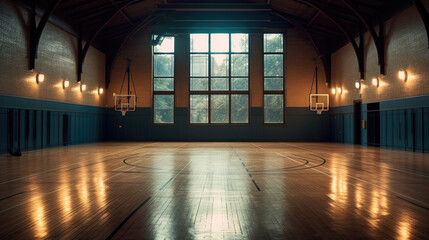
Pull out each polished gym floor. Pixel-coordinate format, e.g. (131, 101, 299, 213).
(0, 142, 428, 239)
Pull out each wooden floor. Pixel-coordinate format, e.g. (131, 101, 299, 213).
(0, 142, 428, 239)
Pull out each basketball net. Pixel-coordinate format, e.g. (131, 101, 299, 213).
(121, 110, 127, 116)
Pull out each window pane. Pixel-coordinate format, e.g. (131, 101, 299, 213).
(190, 95, 208, 123)
(154, 55, 174, 77)
(231, 78, 248, 91)
(154, 95, 174, 123)
(264, 54, 283, 77)
(211, 78, 229, 91)
(191, 54, 208, 77)
(191, 34, 208, 52)
(231, 54, 248, 77)
(211, 95, 229, 123)
(154, 95, 174, 109)
(264, 94, 283, 123)
(211, 34, 229, 52)
(264, 33, 283, 53)
(231, 34, 248, 52)
(154, 78, 174, 91)
(211, 54, 229, 76)
(154, 36, 174, 53)
(231, 94, 248, 123)
(264, 78, 283, 91)
(190, 78, 208, 91)
(154, 109, 174, 123)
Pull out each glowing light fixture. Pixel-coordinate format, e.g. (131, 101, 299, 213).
(337, 87, 342, 94)
(331, 88, 336, 94)
(80, 84, 86, 92)
(398, 70, 407, 82)
(355, 81, 361, 89)
(36, 73, 44, 84)
(98, 88, 104, 95)
(372, 77, 379, 88)
(63, 80, 70, 89)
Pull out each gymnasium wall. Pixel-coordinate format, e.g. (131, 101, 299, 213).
(105, 29, 330, 141)
(330, 5, 429, 152)
(0, 0, 106, 153)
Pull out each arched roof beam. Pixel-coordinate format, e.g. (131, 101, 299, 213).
(272, 11, 331, 86)
(105, 14, 159, 89)
(77, 0, 140, 82)
(295, 0, 365, 80)
(30, 0, 63, 70)
(412, 0, 429, 49)
(341, 0, 385, 75)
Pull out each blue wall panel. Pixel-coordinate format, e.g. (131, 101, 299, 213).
(332, 95, 429, 152)
(0, 95, 104, 153)
(330, 105, 354, 144)
(2, 93, 428, 153)
(104, 107, 331, 142)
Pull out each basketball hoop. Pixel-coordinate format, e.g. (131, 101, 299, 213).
(114, 56, 137, 117)
(309, 94, 329, 115)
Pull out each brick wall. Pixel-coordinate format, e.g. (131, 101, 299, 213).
(0, 0, 106, 108)
(331, 6, 429, 107)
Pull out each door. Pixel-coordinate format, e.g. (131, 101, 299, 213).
(354, 101, 361, 144)
(367, 102, 380, 147)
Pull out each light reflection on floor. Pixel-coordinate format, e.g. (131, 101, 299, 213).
(0, 142, 428, 239)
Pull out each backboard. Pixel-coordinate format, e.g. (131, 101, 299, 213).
(114, 94, 136, 116)
(309, 94, 329, 115)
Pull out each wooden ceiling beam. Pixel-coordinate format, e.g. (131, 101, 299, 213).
(30, 0, 63, 70)
(341, 0, 385, 75)
(272, 10, 332, 86)
(77, 0, 140, 82)
(295, 0, 365, 80)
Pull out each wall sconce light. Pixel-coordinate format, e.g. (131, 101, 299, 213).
(63, 80, 70, 89)
(36, 73, 45, 84)
(331, 88, 336, 94)
(80, 83, 86, 92)
(355, 81, 361, 89)
(98, 88, 104, 95)
(372, 77, 379, 88)
(337, 87, 342, 94)
(398, 70, 407, 82)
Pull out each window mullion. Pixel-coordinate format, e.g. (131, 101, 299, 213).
(228, 33, 232, 124)
(208, 34, 211, 124)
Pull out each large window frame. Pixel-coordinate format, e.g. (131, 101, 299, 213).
(153, 36, 175, 124)
(189, 33, 250, 125)
(263, 33, 285, 124)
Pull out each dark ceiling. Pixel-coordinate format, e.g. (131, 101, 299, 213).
(19, 0, 413, 54)
(15, 0, 420, 86)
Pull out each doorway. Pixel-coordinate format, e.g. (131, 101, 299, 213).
(354, 100, 361, 144)
(367, 102, 380, 147)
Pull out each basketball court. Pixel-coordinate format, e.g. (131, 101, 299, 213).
(0, 142, 428, 239)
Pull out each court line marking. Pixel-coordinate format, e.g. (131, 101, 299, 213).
(252, 143, 429, 209)
(231, 146, 262, 191)
(0, 142, 159, 185)
(252, 180, 261, 191)
(284, 142, 429, 178)
(105, 197, 152, 240)
(111, 143, 193, 239)
(0, 142, 160, 214)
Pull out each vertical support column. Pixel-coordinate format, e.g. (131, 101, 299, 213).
(249, 33, 263, 108)
(358, 28, 365, 80)
(175, 34, 190, 108)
